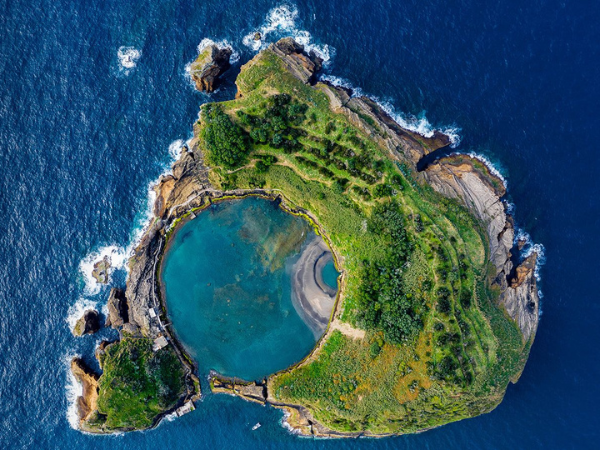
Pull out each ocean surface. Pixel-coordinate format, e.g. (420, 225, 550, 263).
(0, 0, 598, 448)
(162, 197, 317, 381)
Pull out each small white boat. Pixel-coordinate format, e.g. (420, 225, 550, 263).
(252, 422, 261, 431)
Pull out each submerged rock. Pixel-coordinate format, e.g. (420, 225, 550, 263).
(189, 44, 232, 93)
(72, 309, 101, 336)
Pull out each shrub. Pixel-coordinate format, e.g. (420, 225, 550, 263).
(202, 105, 250, 169)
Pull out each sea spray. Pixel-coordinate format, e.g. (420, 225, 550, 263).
(320, 74, 462, 147)
(242, 4, 334, 66)
(77, 138, 188, 294)
(196, 38, 240, 64)
(465, 152, 508, 188)
(280, 410, 301, 435)
(66, 297, 99, 330)
(65, 354, 83, 429)
(117, 46, 141, 73)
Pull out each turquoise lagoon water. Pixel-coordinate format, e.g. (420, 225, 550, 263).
(321, 259, 339, 290)
(161, 197, 319, 381)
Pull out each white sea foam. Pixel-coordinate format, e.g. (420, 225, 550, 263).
(78, 246, 129, 295)
(66, 297, 99, 329)
(242, 4, 334, 66)
(65, 354, 83, 429)
(320, 74, 462, 147)
(465, 152, 508, 188)
(77, 138, 188, 296)
(196, 38, 240, 64)
(280, 410, 301, 435)
(514, 228, 546, 282)
(117, 46, 141, 71)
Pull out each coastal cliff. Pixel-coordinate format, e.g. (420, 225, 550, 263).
(76, 38, 540, 436)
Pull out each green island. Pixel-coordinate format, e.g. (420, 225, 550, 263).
(70, 38, 540, 437)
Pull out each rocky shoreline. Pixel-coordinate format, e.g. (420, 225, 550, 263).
(73, 38, 539, 436)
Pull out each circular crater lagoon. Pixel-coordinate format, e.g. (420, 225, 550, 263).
(161, 197, 338, 381)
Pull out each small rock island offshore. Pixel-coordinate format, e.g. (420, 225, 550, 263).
(71, 38, 540, 437)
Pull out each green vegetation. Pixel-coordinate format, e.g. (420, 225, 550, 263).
(91, 338, 185, 431)
(202, 104, 250, 169)
(194, 47, 527, 434)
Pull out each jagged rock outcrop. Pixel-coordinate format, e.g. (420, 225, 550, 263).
(152, 146, 210, 220)
(270, 38, 323, 84)
(501, 253, 539, 342)
(73, 309, 101, 336)
(71, 357, 100, 424)
(189, 45, 232, 93)
(91, 256, 110, 284)
(105, 288, 128, 328)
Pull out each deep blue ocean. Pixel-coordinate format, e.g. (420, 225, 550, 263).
(1, 0, 598, 448)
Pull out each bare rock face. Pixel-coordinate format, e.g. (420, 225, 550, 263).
(424, 156, 512, 274)
(105, 288, 128, 328)
(189, 45, 232, 93)
(211, 375, 267, 404)
(270, 37, 323, 84)
(153, 148, 209, 220)
(91, 256, 110, 284)
(70, 357, 100, 424)
(73, 309, 101, 336)
(502, 253, 539, 342)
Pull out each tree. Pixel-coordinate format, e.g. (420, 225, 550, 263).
(202, 105, 249, 169)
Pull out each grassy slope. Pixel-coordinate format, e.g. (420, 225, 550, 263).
(88, 338, 185, 431)
(201, 49, 525, 434)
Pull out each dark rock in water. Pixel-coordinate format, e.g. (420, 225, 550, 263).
(91, 256, 110, 284)
(73, 309, 101, 336)
(189, 44, 232, 93)
(105, 288, 128, 328)
(253, 32, 262, 41)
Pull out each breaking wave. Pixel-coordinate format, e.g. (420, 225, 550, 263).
(196, 38, 240, 64)
(78, 245, 129, 296)
(77, 138, 187, 296)
(66, 297, 99, 329)
(65, 354, 83, 429)
(117, 46, 141, 72)
(280, 410, 301, 435)
(515, 228, 546, 283)
(465, 152, 508, 188)
(242, 4, 334, 66)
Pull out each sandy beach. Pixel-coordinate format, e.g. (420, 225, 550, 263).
(290, 236, 337, 337)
